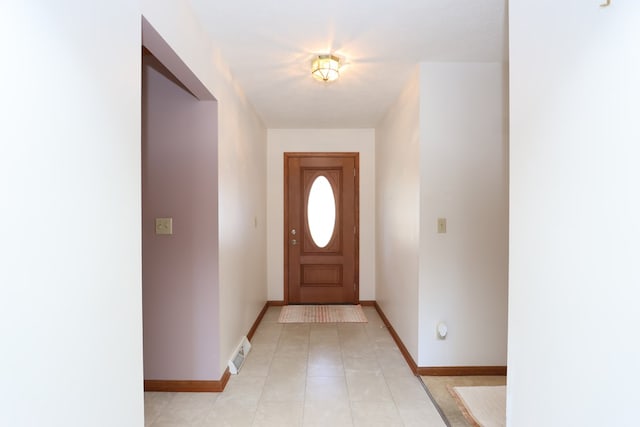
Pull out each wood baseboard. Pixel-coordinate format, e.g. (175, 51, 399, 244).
(268, 300, 372, 306)
(144, 300, 275, 393)
(145, 300, 506, 393)
(144, 369, 231, 392)
(267, 300, 286, 306)
(373, 302, 419, 374)
(247, 302, 270, 341)
(373, 302, 507, 377)
(418, 366, 507, 376)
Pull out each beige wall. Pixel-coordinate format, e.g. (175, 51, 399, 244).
(375, 68, 422, 361)
(375, 62, 508, 367)
(418, 62, 508, 367)
(266, 129, 376, 302)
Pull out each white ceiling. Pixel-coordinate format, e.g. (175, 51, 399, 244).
(189, 0, 507, 128)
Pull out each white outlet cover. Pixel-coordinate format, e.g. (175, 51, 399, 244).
(437, 322, 448, 339)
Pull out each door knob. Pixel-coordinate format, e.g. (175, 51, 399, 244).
(291, 239, 297, 245)
(290, 229, 297, 235)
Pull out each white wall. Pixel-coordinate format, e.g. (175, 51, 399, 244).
(418, 62, 508, 367)
(142, 1, 268, 375)
(267, 129, 376, 302)
(375, 68, 421, 361)
(0, 3, 267, 424)
(508, 2, 640, 426)
(0, 2, 143, 426)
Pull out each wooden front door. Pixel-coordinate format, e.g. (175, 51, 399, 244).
(284, 153, 359, 304)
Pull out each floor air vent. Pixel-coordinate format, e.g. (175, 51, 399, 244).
(228, 336, 251, 375)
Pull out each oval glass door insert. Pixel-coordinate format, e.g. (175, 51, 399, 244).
(307, 175, 336, 248)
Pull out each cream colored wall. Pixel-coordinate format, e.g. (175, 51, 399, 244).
(418, 62, 508, 367)
(142, 0, 267, 376)
(375, 68, 421, 361)
(375, 63, 508, 368)
(266, 129, 376, 302)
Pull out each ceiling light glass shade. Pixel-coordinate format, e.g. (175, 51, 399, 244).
(311, 54, 340, 82)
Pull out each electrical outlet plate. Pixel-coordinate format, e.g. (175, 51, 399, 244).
(437, 218, 447, 234)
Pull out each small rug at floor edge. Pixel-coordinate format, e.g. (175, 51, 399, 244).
(278, 305, 368, 323)
(449, 385, 506, 427)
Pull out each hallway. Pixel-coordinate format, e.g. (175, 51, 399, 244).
(144, 306, 445, 426)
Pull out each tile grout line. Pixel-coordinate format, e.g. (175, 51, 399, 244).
(144, 306, 447, 426)
(250, 311, 283, 427)
(335, 322, 357, 427)
(363, 315, 405, 425)
(301, 323, 310, 426)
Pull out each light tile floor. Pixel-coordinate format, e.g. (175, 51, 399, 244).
(145, 306, 446, 427)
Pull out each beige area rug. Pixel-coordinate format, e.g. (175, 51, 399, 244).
(449, 385, 506, 427)
(278, 305, 367, 323)
(421, 376, 507, 427)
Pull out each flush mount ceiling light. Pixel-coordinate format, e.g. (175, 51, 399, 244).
(311, 54, 340, 82)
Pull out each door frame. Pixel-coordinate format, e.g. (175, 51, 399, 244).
(283, 152, 360, 305)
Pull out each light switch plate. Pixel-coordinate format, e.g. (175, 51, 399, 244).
(155, 217, 173, 235)
(437, 218, 447, 234)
